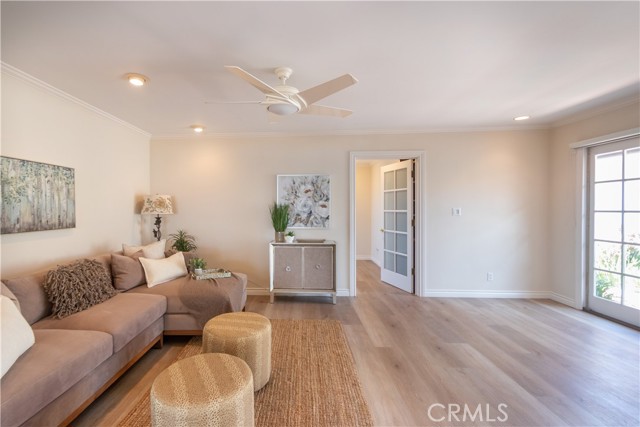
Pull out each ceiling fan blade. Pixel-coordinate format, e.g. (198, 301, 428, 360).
(204, 100, 264, 105)
(297, 74, 358, 106)
(225, 66, 291, 102)
(300, 104, 353, 118)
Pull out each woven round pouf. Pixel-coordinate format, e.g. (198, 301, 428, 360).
(150, 353, 254, 427)
(203, 312, 271, 391)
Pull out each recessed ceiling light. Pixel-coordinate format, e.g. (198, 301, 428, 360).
(126, 73, 148, 87)
(191, 125, 205, 133)
(514, 115, 530, 121)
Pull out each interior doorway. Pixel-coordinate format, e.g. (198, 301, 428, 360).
(349, 151, 426, 297)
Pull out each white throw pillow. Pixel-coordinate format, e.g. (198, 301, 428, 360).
(139, 251, 188, 287)
(123, 239, 166, 259)
(1, 295, 35, 378)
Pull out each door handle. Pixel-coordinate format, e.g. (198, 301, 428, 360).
(380, 228, 384, 233)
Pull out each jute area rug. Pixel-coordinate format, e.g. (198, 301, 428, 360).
(118, 319, 373, 427)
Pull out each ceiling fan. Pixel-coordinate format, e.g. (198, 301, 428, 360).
(221, 66, 358, 118)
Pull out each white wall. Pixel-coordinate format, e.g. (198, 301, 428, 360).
(151, 129, 551, 297)
(0, 69, 151, 278)
(549, 100, 640, 306)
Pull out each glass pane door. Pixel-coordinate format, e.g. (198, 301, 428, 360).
(381, 160, 413, 293)
(588, 138, 640, 327)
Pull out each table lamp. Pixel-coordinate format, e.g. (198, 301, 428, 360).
(141, 195, 174, 241)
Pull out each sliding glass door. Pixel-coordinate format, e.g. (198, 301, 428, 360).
(587, 138, 640, 327)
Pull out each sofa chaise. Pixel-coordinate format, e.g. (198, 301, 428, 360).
(0, 250, 247, 427)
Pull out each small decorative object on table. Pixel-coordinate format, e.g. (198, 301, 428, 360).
(193, 268, 232, 280)
(269, 202, 289, 243)
(284, 231, 295, 243)
(190, 258, 207, 275)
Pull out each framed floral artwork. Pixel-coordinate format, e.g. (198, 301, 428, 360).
(277, 174, 330, 228)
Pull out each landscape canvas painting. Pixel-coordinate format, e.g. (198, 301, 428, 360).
(1, 156, 76, 234)
(277, 174, 330, 228)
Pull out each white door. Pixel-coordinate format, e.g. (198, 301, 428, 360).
(587, 138, 640, 327)
(380, 160, 414, 293)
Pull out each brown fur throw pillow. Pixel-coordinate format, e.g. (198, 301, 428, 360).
(43, 259, 117, 319)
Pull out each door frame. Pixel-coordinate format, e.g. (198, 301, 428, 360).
(349, 151, 427, 297)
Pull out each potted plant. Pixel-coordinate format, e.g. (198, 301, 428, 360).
(269, 202, 289, 242)
(169, 229, 198, 252)
(190, 258, 207, 275)
(285, 230, 295, 243)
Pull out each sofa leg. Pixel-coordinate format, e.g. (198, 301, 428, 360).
(153, 336, 164, 349)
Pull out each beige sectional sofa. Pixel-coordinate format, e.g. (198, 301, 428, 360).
(0, 252, 247, 427)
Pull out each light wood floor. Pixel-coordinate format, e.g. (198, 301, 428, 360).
(74, 261, 639, 427)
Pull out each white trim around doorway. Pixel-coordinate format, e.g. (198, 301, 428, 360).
(349, 151, 427, 297)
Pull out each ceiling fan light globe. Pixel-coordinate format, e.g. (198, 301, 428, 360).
(267, 103, 299, 115)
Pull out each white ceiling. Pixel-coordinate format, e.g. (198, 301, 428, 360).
(2, 1, 639, 137)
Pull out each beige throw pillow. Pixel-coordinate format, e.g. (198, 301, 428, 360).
(123, 239, 166, 259)
(1, 281, 21, 312)
(1, 295, 35, 378)
(139, 252, 188, 287)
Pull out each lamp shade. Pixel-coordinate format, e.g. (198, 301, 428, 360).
(141, 195, 174, 215)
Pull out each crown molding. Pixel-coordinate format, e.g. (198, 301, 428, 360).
(150, 123, 549, 141)
(551, 94, 640, 129)
(1, 62, 151, 138)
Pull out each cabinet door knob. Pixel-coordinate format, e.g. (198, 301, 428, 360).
(315, 264, 321, 269)
(285, 266, 291, 272)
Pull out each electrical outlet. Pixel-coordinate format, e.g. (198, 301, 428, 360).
(452, 208, 462, 216)
(487, 272, 494, 281)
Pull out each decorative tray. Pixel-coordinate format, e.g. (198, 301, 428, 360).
(192, 268, 232, 280)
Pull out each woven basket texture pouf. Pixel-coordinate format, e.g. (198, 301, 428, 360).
(150, 353, 254, 427)
(203, 312, 272, 391)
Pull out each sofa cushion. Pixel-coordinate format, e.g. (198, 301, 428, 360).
(127, 272, 248, 328)
(0, 328, 112, 427)
(139, 251, 188, 287)
(126, 276, 191, 314)
(123, 239, 166, 259)
(2, 271, 51, 325)
(32, 293, 166, 353)
(111, 252, 146, 291)
(0, 295, 35, 378)
(43, 259, 118, 319)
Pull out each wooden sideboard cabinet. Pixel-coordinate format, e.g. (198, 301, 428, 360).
(269, 240, 336, 304)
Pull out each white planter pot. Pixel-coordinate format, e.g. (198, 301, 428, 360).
(284, 236, 295, 243)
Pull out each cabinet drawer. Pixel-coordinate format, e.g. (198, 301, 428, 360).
(303, 247, 334, 290)
(273, 247, 302, 289)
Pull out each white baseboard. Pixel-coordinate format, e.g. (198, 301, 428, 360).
(249, 287, 577, 307)
(356, 255, 373, 261)
(424, 290, 552, 299)
(423, 290, 578, 308)
(247, 288, 350, 298)
(549, 292, 579, 309)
